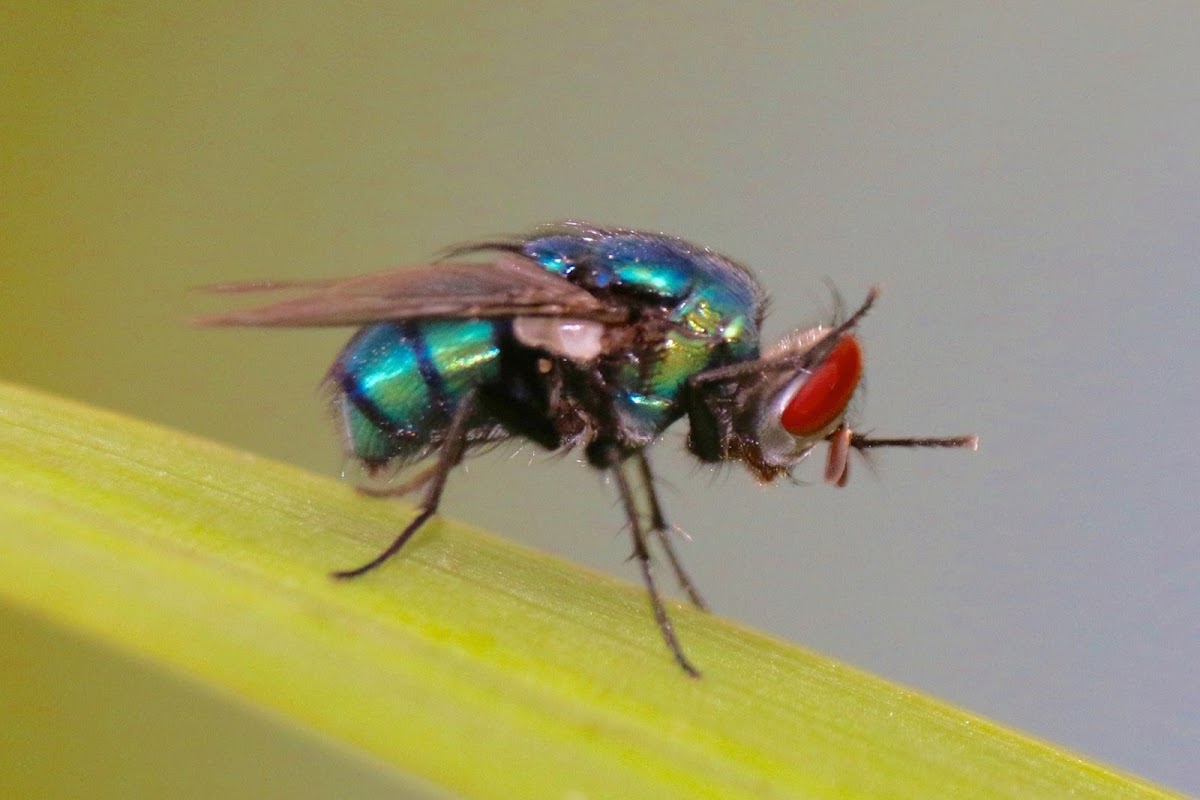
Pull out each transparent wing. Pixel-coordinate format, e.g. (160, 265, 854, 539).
(193, 253, 627, 327)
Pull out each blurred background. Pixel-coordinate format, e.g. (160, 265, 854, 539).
(3, 3, 1197, 793)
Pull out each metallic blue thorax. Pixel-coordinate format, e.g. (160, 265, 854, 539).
(333, 225, 766, 466)
(522, 225, 765, 438)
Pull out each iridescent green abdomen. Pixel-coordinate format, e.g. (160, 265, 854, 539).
(332, 319, 502, 467)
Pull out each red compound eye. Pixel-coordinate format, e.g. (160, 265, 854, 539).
(780, 335, 863, 437)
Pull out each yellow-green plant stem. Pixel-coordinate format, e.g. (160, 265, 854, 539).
(0, 382, 1180, 799)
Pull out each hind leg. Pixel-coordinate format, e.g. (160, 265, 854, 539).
(334, 390, 477, 579)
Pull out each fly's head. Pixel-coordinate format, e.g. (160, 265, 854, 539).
(686, 312, 866, 482)
(685, 287, 976, 485)
(746, 323, 864, 481)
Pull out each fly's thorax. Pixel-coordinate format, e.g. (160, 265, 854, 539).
(449, 223, 774, 456)
(607, 304, 760, 442)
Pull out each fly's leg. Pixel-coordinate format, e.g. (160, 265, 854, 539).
(846, 432, 979, 452)
(825, 430, 976, 488)
(333, 390, 477, 579)
(634, 452, 709, 611)
(607, 448, 701, 678)
(356, 464, 439, 498)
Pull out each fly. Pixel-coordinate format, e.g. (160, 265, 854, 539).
(197, 220, 977, 676)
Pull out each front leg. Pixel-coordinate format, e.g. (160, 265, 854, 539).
(634, 452, 709, 611)
(823, 428, 978, 488)
(846, 432, 979, 451)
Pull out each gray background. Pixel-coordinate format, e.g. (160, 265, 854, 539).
(3, 4, 1196, 793)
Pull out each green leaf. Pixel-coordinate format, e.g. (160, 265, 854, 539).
(0, 382, 1180, 799)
